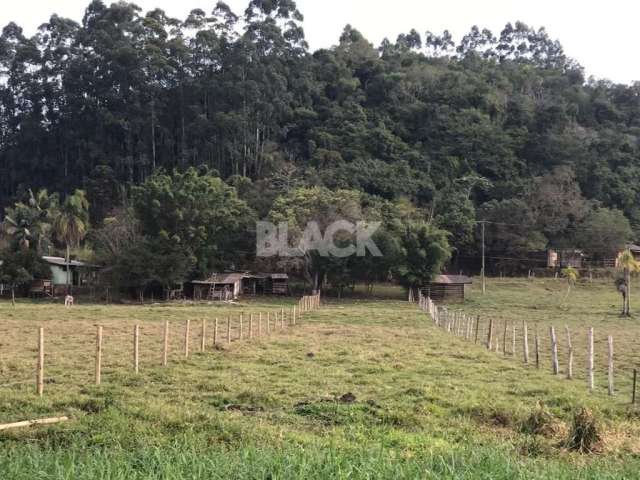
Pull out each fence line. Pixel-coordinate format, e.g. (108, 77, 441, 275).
(14, 294, 321, 397)
(417, 291, 631, 401)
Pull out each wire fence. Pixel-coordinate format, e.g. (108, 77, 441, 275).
(416, 292, 639, 404)
(0, 294, 321, 397)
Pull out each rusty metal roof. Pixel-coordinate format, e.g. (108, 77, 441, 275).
(431, 274, 473, 284)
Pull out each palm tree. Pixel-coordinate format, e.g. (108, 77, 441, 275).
(53, 190, 90, 293)
(616, 249, 640, 316)
(1, 189, 59, 252)
(2, 215, 31, 250)
(561, 266, 579, 300)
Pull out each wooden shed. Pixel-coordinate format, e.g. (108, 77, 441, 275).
(191, 273, 245, 301)
(191, 272, 290, 300)
(264, 273, 289, 295)
(422, 274, 472, 303)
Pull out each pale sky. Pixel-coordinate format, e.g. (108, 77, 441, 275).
(1, 0, 636, 84)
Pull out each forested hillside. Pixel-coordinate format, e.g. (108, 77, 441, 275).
(1, 0, 639, 278)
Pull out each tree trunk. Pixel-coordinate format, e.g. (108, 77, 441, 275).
(11, 286, 15, 306)
(625, 268, 631, 316)
(150, 97, 156, 171)
(66, 243, 71, 295)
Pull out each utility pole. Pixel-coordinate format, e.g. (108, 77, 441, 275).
(481, 221, 486, 294)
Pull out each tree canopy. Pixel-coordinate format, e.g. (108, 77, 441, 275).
(1, 1, 640, 293)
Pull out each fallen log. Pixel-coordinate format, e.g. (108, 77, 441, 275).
(0, 416, 69, 431)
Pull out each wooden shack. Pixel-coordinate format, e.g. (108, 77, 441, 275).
(264, 273, 289, 295)
(191, 273, 245, 301)
(242, 274, 267, 295)
(191, 272, 290, 300)
(547, 249, 584, 269)
(29, 279, 53, 298)
(422, 274, 472, 303)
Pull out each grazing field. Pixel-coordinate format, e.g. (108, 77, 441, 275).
(1, 279, 640, 479)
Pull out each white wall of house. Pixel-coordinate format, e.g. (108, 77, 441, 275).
(50, 265, 69, 285)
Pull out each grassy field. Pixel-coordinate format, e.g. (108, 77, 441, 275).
(1, 279, 640, 478)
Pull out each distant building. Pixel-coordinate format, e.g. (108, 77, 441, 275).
(547, 249, 584, 269)
(613, 244, 640, 268)
(41, 256, 98, 295)
(422, 274, 473, 303)
(191, 273, 245, 301)
(190, 272, 289, 301)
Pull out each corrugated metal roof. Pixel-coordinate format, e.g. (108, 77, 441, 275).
(192, 272, 288, 284)
(268, 273, 289, 279)
(42, 256, 97, 268)
(192, 273, 246, 284)
(431, 274, 473, 284)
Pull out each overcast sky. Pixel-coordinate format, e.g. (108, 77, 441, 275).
(2, 0, 636, 84)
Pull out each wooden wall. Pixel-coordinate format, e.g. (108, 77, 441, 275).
(422, 283, 465, 303)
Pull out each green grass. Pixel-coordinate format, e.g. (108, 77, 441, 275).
(1, 281, 640, 478)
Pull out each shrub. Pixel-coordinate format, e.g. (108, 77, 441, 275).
(566, 407, 602, 453)
(521, 402, 560, 437)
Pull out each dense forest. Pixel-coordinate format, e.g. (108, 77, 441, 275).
(1, 0, 639, 294)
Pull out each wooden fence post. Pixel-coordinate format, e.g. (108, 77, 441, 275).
(535, 326, 540, 369)
(267, 312, 271, 334)
(588, 327, 594, 392)
(201, 319, 206, 352)
(258, 313, 262, 336)
(502, 320, 508, 355)
(249, 314, 254, 339)
(487, 319, 493, 350)
(281, 308, 285, 328)
(163, 321, 169, 366)
(239, 314, 243, 340)
(184, 319, 190, 358)
(633, 369, 637, 405)
(213, 318, 218, 346)
(565, 326, 573, 379)
(511, 323, 516, 357)
(523, 321, 529, 364)
(227, 317, 231, 345)
(95, 325, 103, 386)
(134, 324, 140, 374)
(608, 335, 614, 396)
(293, 306, 297, 325)
(37, 327, 44, 397)
(474, 316, 479, 344)
(550, 326, 559, 375)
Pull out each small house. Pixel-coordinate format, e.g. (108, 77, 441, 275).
(547, 249, 584, 269)
(422, 274, 473, 303)
(41, 256, 98, 295)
